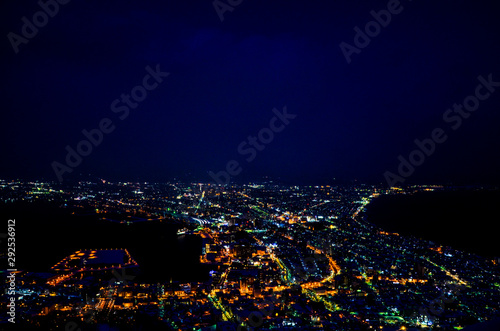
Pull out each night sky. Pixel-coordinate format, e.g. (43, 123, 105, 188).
(1, 0, 500, 185)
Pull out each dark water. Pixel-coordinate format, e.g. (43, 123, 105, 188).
(365, 189, 500, 258)
(0, 202, 210, 282)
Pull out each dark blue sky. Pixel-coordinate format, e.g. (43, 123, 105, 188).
(1, 0, 500, 185)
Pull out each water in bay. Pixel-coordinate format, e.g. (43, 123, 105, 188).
(0, 202, 210, 282)
(364, 188, 500, 259)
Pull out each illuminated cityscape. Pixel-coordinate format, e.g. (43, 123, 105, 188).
(1, 179, 499, 330)
(3, 0, 500, 329)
